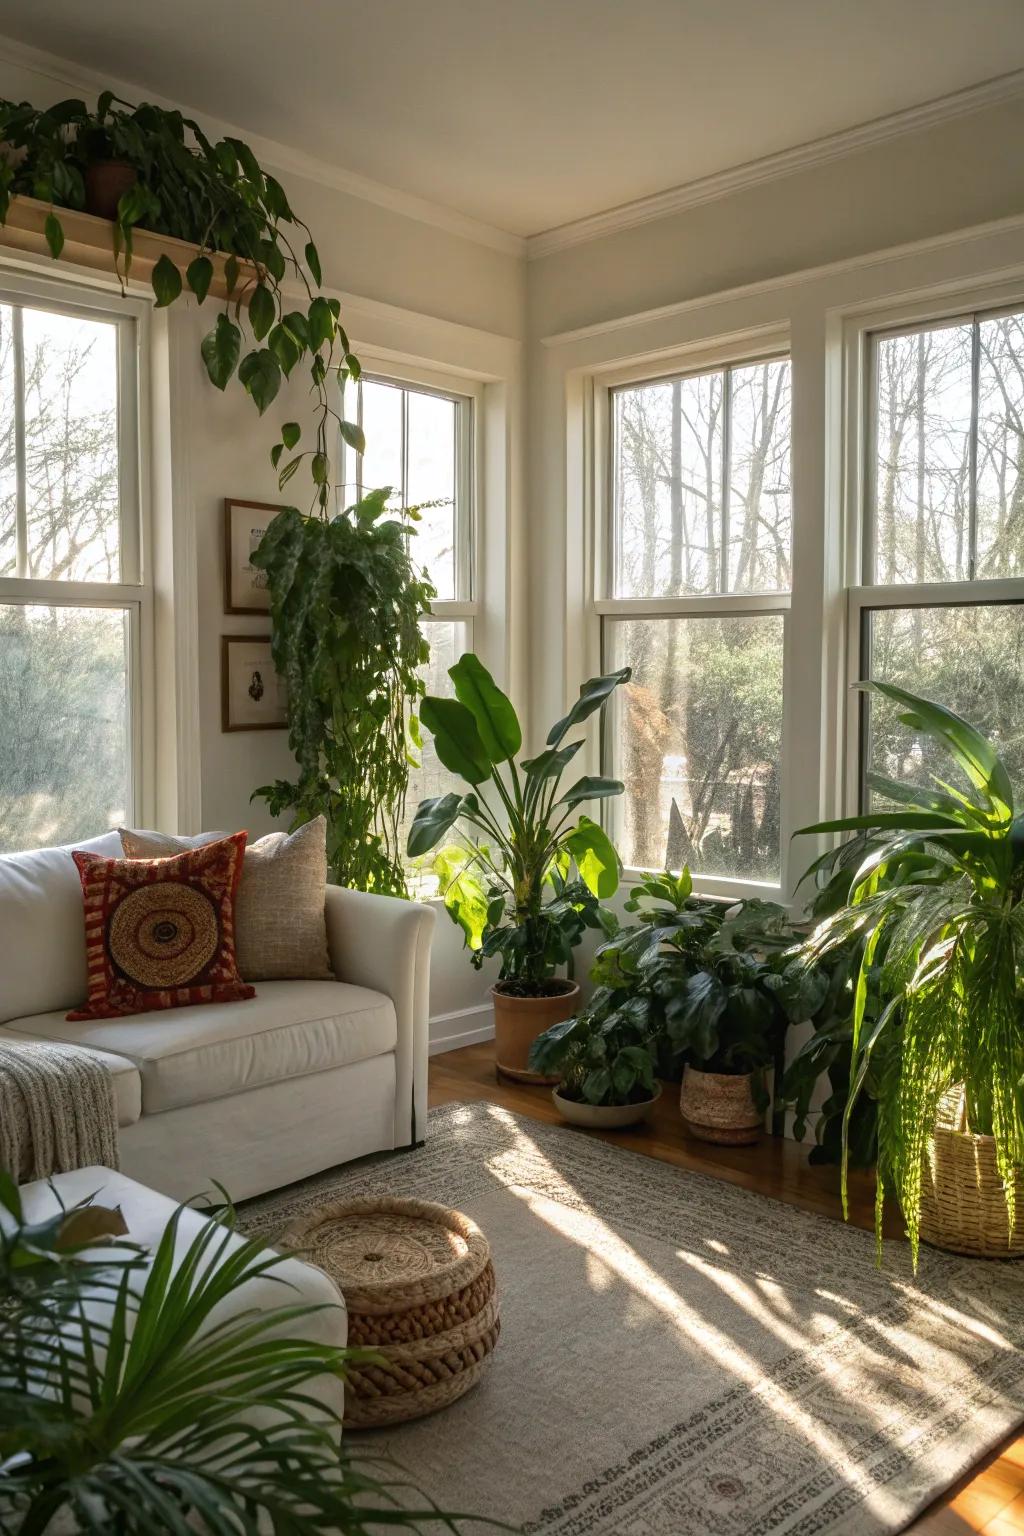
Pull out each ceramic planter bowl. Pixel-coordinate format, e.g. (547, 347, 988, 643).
(680, 1065, 762, 1145)
(552, 1083, 662, 1129)
(84, 159, 139, 220)
(490, 981, 580, 1084)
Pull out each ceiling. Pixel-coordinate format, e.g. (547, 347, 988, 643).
(2, 0, 1024, 239)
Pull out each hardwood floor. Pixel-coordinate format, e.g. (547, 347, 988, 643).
(428, 1042, 1024, 1535)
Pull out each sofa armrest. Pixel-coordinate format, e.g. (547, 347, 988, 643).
(324, 885, 435, 1146)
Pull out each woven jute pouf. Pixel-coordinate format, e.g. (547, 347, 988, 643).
(280, 1196, 499, 1428)
(920, 1087, 1024, 1259)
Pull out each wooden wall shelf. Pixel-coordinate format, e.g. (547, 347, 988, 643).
(0, 194, 245, 301)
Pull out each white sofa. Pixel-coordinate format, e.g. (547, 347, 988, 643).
(0, 833, 435, 1202)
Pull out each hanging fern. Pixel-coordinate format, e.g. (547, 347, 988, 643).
(797, 682, 1024, 1267)
(250, 491, 435, 896)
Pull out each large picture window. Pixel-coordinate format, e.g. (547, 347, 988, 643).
(341, 371, 476, 874)
(601, 356, 791, 886)
(0, 284, 144, 854)
(854, 309, 1024, 805)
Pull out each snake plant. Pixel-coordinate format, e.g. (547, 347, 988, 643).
(798, 682, 1024, 1265)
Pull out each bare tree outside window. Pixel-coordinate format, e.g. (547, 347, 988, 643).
(607, 357, 791, 882)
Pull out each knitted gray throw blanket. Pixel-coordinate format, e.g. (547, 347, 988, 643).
(0, 1041, 119, 1181)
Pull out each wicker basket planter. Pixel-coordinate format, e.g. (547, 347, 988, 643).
(281, 1196, 499, 1427)
(920, 1088, 1024, 1258)
(680, 1066, 762, 1145)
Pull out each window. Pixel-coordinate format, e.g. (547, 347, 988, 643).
(854, 308, 1024, 805)
(0, 284, 145, 853)
(341, 371, 476, 875)
(601, 356, 791, 885)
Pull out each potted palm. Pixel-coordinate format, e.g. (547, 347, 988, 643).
(798, 682, 1024, 1265)
(408, 656, 629, 1081)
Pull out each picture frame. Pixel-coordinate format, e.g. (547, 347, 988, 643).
(223, 498, 280, 614)
(221, 635, 288, 732)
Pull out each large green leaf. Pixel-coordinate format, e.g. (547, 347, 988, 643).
(200, 313, 241, 390)
(151, 254, 182, 308)
(562, 814, 621, 898)
(420, 696, 493, 785)
(546, 667, 631, 748)
(557, 775, 624, 808)
(249, 282, 275, 342)
(860, 681, 1014, 821)
(449, 653, 521, 761)
(522, 740, 583, 780)
(185, 255, 213, 304)
(406, 791, 463, 857)
(433, 844, 490, 948)
(238, 348, 281, 414)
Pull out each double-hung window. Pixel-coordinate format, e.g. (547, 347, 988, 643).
(0, 280, 147, 853)
(600, 354, 792, 889)
(341, 367, 477, 873)
(850, 307, 1024, 805)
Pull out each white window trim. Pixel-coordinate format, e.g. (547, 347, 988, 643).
(840, 275, 1024, 819)
(586, 326, 793, 900)
(0, 267, 155, 833)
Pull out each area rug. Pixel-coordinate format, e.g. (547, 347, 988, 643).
(241, 1101, 1024, 1535)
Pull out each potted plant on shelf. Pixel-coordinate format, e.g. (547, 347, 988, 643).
(798, 682, 1024, 1266)
(528, 995, 661, 1128)
(408, 656, 629, 1081)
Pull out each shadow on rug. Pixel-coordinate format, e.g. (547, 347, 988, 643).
(241, 1101, 1024, 1536)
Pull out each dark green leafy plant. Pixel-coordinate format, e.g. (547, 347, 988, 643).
(408, 659, 629, 993)
(251, 491, 435, 895)
(528, 996, 658, 1106)
(0, 92, 364, 510)
(797, 681, 1024, 1265)
(0, 1170, 479, 1533)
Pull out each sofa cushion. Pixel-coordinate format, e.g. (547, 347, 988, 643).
(0, 1028, 142, 1127)
(0, 832, 124, 1026)
(8, 981, 397, 1115)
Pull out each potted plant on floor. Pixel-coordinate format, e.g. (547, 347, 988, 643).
(798, 683, 1024, 1265)
(408, 657, 629, 1081)
(528, 991, 662, 1128)
(665, 900, 821, 1144)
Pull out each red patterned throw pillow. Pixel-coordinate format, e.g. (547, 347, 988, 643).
(68, 832, 255, 1021)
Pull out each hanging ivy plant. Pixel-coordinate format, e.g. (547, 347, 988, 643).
(0, 91, 363, 506)
(250, 492, 436, 895)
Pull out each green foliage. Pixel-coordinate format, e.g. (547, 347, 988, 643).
(797, 681, 1024, 1266)
(408, 661, 630, 990)
(0, 92, 363, 513)
(0, 1175, 476, 1533)
(250, 492, 435, 895)
(528, 999, 658, 1107)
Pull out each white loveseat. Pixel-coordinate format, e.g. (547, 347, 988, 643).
(0, 833, 435, 1201)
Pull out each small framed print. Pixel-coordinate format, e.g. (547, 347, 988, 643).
(221, 636, 287, 732)
(224, 498, 280, 614)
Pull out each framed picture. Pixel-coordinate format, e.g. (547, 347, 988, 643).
(223, 498, 280, 614)
(221, 636, 287, 732)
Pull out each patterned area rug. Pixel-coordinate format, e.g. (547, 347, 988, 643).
(241, 1101, 1024, 1535)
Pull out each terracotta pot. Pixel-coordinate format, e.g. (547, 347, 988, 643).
(552, 1083, 661, 1130)
(680, 1066, 762, 1145)
(490, 982, 579, 1084)
(84, 159, 138, 220)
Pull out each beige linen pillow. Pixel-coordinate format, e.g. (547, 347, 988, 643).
(119, 818, 333, 982)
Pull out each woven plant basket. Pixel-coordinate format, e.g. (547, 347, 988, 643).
(281, 1196, 499, 1427)
(920, 1087, 1024, 1259)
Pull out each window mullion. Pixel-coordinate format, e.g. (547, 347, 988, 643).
(968, 314, 980, 580)
(720, 367, 731, 595)
(12, 305, 27, 580)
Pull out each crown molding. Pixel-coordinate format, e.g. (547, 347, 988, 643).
(0, 33, 526, 258)
(528, 70, 1024, 261)
(540, 211, 1024, 348)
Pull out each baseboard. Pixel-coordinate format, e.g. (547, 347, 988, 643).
(429, 1002, 495, 1056)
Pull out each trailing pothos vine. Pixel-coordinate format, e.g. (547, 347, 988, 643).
(0, 91, 364, 507)
(0, 90, 441, 895)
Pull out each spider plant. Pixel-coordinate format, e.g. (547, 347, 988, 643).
(0, 1170, 478, 1533)
(797, 681, 1024, 1265)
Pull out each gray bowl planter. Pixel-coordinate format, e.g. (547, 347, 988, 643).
(551, 1083, 662, 1130)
